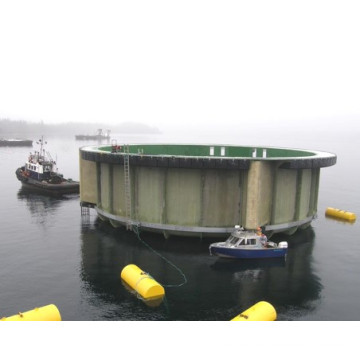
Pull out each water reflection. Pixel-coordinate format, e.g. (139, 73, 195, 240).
(210, 227, 322, 320)
(325, 215, 356, 225)
(211, 257, 286, 272)
(79, 219, 322, 320)
(17, 189, 62, 226)
(80, 219, 171, 320)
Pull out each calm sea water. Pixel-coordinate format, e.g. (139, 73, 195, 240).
(1, 128, 359, 321)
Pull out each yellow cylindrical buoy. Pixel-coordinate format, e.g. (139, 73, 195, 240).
(325, 207, 356, 222)
(121, 264, 165, 302)
(231, 301, 277, 321)
(1, 304, 61, 321)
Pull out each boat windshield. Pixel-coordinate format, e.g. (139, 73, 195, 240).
(227, 236, 239, 245)
(227, 233, 258, 246)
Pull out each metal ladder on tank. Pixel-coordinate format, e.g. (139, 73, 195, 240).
(123, 144, 132, 230)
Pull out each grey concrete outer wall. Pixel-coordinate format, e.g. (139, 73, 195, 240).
(79, 146, 335, 237)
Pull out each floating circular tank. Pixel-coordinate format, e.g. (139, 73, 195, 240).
(79, 144, 336, 238)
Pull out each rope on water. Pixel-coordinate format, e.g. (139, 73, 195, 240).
(132, 225, 187, 288)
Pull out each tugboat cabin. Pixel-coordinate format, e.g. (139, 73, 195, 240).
(25, 152, 58, 181)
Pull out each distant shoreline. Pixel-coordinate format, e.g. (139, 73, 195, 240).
(0, 119, 161, 138)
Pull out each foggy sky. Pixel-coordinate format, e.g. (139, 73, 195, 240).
(1, 1, 359, 134)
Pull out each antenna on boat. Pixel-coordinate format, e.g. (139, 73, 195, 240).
(36, 136, 47, 154)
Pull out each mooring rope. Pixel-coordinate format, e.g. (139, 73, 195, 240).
(132, 225, 187, 288)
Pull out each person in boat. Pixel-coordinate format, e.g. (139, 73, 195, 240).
(257, 226, 268, 247)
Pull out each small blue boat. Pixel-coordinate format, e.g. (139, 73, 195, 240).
(209, 226, 288, 259)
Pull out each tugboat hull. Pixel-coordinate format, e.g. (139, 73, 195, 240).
(16, 167, 79, 197)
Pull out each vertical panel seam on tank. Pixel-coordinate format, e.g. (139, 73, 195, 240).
(133, 162, 138, 223)
(239, 169, 249, 226)
(313, 168, 320, 215)
(96, 161, 101, 208)
(270, 162, 282, 225)
(109, 163, 113, 213)
(200, 168, 205, 227)
(161, 166, 168, 226)
(162, 166, 169, 239)
(308, 168, 317, 217)
(267, 162, 275, 226)
(244, 161, 256, 229)
(130, 160, 135, 222)
(119, 153, 124, 217)
(294, 169, 303, 221)
(239, 168, 246, 227)
(308, 168, 314, 217)
(79, 149, 82, 200)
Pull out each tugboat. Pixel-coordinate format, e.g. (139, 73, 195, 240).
(15, 136, 79, 197)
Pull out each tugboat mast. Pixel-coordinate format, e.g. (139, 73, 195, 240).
(37, 135, 47, 155)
